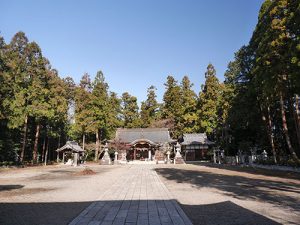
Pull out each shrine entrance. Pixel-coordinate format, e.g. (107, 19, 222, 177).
(126, 139, 157, 161)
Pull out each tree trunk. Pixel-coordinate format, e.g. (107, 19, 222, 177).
(99, 129, 102, 157)
(44, 138, 49, 166)
(42, 136, 46, 162)
(259, 100, 277, 163)
(267, 104, 277, 163)
(292, 94, 300, 149)
(20, 115, 28, 162)
(57, 135, 61, 163)
(82, 133, 85, 151)
(33, 123, 40, 163)
(95, 130, 99, 161)
(296, 94, 300, 127)
(280, 92, 298, 160)
(58, 135, 61, 149)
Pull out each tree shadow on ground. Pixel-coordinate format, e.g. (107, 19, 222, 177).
(0, 200, 281, 225)
(155, 167, 300, 211)
(181, 200, 282, 225)
(188, 162, 300, 180)
(0, 185, 23, 191)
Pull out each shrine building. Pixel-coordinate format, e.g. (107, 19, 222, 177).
(180, 133, 214, 161)
(109, 128, 176, 162)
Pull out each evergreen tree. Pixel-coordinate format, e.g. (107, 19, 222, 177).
(3, 32, 30, 162)
(107, 91, 122, 136)
(26, 42, 52, 163)
(121, 92, 140, 128)
(73, 73, 94, 151)
(250, 0, 299, 159)
(91, 71, 109, 161)
(180, 76, 198, 133)
(162, 76, 182, 137)
(223, 47, 264, 155)
(140, 85, 159, 127)
(198, 64, 221, 140)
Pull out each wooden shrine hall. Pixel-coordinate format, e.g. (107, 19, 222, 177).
(109, 128, 176, 162)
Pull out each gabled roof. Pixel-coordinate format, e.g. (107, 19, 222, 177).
(181, 133, 214, 145)
(56, 141, 85, 153)
(114, 128, 174, 144)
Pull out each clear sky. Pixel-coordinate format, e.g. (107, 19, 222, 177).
(0, 0, 264, 103)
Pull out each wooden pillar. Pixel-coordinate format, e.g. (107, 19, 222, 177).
(74, 153, 78, 166)
(57, 151, 59, 163)
(62, 152, 65, 164)
(134, 148, 136, 160)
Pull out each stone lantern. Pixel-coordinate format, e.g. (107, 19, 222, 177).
(262, 150, 268, 160)
(166, 150, 171, 164)
(174, 142, 185, 164)
(100, 143, 111, 165)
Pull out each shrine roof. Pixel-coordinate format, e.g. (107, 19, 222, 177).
(114, 128, 174, 144)
(181, 133, 214, 145)
(56, 141, 85, 153)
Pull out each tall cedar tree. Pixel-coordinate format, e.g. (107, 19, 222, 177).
(140, 85, 159, 127)
(91, 71, 109, 161)
(162, 76, 182, 137)
(250, 0, 299, 159)
(3, 32, 30, 162)
(198, 64, 221, 140)
(121, 92, 140, 128)
(179, 76, 198, 133)
(73, 73, 94, 151)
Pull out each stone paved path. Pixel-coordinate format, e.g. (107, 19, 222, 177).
(69, 165, 193, 225)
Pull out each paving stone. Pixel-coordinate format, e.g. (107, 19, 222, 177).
(69, 165, 193, 225)
(88, 220, 101, 225)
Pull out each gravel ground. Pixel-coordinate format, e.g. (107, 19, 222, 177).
(0, 163, 299, 225)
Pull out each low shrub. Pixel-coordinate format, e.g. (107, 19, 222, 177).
(287, 159, 300, 167)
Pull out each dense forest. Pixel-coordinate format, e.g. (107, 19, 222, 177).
(0, 0, 299, 165)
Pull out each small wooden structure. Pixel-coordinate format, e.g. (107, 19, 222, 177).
(56, 141, 85, 166)
(180, 133, 214, 161)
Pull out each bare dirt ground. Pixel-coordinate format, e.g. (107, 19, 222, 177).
(0, 163, 127, 225)
(0, 163, 299, 225)
(155, 163, 300, 225)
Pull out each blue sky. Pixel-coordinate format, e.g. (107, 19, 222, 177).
(0, 0, 264, 103)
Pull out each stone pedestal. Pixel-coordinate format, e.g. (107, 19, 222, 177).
(155, 150, 165, 163)
(73, 153, 79, 166)
(174, 142, 185, 164)
(100, 144, 111, 165)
